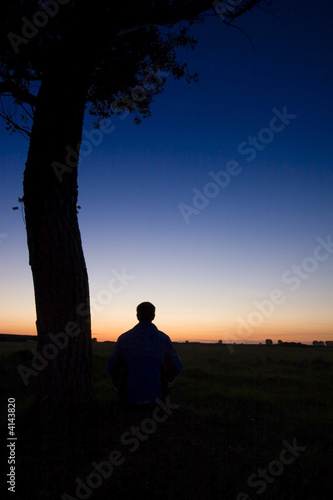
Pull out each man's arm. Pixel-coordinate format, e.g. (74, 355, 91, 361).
(163, 340, 182, 385)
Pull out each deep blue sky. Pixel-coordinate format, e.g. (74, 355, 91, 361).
(1, 0, 333, 342)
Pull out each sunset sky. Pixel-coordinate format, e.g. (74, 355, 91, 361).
(1, 0, 332, 344)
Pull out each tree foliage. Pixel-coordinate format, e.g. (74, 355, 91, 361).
(0, 0, 263, 133)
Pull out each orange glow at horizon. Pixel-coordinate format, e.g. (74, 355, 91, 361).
(1, 301, 332, 345)
(1, 322, 331, 345)
(92, 322, 333, 345)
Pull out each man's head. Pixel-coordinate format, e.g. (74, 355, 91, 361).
(136, 302, 155, 322)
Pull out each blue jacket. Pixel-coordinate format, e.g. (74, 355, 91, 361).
(107, 322, 182, 405)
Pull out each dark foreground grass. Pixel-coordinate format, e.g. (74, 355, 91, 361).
(1, 342, 333, 499)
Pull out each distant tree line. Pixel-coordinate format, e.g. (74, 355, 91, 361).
(0, 333, 101, 343)
(0, 333, 37, 342)
(274, 339, 333, 347)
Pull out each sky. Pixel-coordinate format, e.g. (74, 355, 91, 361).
(1, 0, 333, 344)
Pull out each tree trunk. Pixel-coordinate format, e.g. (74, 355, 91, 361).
(23, 63, 95, 498)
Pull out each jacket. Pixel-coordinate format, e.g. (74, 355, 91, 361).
(107, 322, 182, 405)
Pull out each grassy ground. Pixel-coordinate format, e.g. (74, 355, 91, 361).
(1, 341, 333, 499)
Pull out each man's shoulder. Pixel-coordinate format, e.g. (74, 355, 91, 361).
(118, 323, 171, 342)
(151, 328, 174, 349)
(117, 326, 136, 342)
(154, 327, 171, 341)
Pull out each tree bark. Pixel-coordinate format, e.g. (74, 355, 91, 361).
(23, 61, 95, 498)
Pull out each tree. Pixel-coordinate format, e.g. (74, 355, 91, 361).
(1, 1, 264, 497)
(265, 339, 273, 345)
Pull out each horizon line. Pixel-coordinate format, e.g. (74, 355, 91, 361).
(0, 332, 326, 346)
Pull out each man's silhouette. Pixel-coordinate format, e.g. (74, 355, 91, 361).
(107, 302, 182, 406)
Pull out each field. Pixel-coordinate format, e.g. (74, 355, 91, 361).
(1, 341, 333, 499)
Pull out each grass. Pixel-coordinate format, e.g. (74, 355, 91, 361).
(1, 341, 333, 499)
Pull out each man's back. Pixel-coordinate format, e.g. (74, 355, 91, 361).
(107, 321, 182, 405)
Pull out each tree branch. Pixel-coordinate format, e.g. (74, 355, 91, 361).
(116, 0, 263, 35)
(0, 107, 31, 137)
(0, 81, 37, 107)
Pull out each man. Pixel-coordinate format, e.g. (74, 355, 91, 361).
(107, 302, 182, 406)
